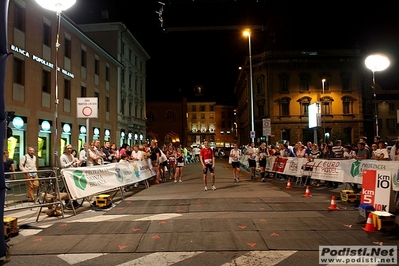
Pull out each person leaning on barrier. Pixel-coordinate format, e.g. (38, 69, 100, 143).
(19, 147, 38, 202)
(60, 144, 81, 168)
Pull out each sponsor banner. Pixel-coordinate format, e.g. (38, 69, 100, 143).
(239, 156, 399, 191)
(361, 169, 393, 212)
(61, 161, 154, 199)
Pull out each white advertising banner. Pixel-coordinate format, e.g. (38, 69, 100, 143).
(61, 161, 154, 199)
(242, 156, 399, 191)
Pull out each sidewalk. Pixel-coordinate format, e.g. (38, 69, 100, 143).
(3, 158, 399, 265)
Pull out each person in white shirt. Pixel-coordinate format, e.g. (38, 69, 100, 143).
(131, 144, 143, 161)
(79, 143, 87, 166)
(19, 147, 38, 201)
(372, 140, 389, 161)
(230, 143, 242, 182)
(245, 142, 257, 179)
(60, 144, 81, 168)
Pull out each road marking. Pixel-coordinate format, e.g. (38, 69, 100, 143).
(115, 252, 203, 266)
(58, 253, 107, 265)
(134, 213, 183, 221)
(221, 251, 297, 266)
(72, 215, 128, 222)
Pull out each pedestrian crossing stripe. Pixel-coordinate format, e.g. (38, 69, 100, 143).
(57, 251, 297, 265)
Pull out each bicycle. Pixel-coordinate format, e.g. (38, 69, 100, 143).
(36, 171, 85, 210)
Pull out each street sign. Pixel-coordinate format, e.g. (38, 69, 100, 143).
(250, 131, 255, 139)
(77, 97, 98, 118)
(262, 118, 271, 136)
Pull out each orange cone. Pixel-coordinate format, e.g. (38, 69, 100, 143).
(363, 213, 376, 232)
(286, 179, 292, 189)
(328, 196, 339, 210)
(303, 186, 312, 197)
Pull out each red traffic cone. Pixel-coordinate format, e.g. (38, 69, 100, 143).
(303, 186, 312, 197)
(286, 179, 292, 189)
(328, 196, 339, 210)
(363, 213, 376, 232)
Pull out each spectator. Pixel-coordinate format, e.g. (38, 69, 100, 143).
(19, 147, 38, 202)
(332, 140, 344, 159)
(355, 142, 370, 160)
(371, 140, 389, 161)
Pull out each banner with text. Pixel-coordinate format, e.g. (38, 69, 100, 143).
(61, 161, 154, 199)
(241, 156, 399, 191)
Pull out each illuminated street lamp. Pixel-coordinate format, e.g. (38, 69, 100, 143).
(35, 0, 76, 168)
(243, 29, 255, 143)
(365, 53, 390, 137)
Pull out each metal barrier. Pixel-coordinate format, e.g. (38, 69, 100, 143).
(4, 169, 65, 222)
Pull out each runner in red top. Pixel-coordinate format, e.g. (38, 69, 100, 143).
(200, 141, 216, 191)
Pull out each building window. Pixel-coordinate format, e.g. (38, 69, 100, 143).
(64, 79, 71, 99)
(210, 105, 214, 111)
(43, 23, 51, 47)
(13, 58, 24, 85)
(81, 49, 87, 68)
(80, 86, 86, 97)
(200, 105, 205, 111)
(340, 73, 352, 91)
(222, 112, 225, 118)
(277, 97, 291, 116)
(94, 91, 99, 108)
(299, 73, 310, 91)
(321, 96, 333, 115)
(192, 113, 197, 119)
(106, 66, 110, 82)
(256, 76, 264, 94)
(95, 58, 99, 75)
(342, 96, 355, 114)
(279, 74, 289, 92)
(147, 111, 155, 122)
(387, 118, 396, 134)
(42, 70, 51, 93)
(297, 96, 311, 116)
(201, 113, 205, 119)
(222, 121, 225, 128)
(128, 102, 132, 116)
(120, 98, 125, 114)
(166, 110, 175, 122)
(321, 79, 330, 91)
(192, 106, 196, 112)
(389, 103, 395, 111)
(106, 96, 110, 112)
(64, 37, 71, 59)
(14, 4, 25, 32)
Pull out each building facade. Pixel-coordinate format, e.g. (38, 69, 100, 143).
(235, 48, 366, 146)
(76, 22, 149, 148)
(146, 99, 187, 147)
(5, 0, 121, 167)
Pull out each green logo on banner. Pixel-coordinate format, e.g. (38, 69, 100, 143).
(73, 170, 87, 190)
(350, 160, 361, 177)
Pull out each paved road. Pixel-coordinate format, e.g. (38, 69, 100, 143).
(2, 158, 398, 266)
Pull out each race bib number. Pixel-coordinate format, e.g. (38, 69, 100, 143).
(205, 159, 212, 164)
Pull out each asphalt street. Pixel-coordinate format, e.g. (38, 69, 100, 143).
(2, 158, 398, 266)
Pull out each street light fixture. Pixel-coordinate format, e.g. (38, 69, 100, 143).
(35, 0, 76, 168)
(243, 29, 255, 143)
(365, 53, 390, 137)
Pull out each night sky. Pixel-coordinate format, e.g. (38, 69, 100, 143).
(64, 0, 399, 102)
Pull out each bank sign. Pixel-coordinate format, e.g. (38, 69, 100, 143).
(361, 169, 394, 212)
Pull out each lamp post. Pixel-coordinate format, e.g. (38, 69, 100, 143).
(365, 53, 390, 137)
(321, 79, 326, 143)
(243, 29, 255, 143)
(35, 0, 76, 168)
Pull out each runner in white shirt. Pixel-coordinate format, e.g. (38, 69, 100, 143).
(230, 143, 242, 183)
